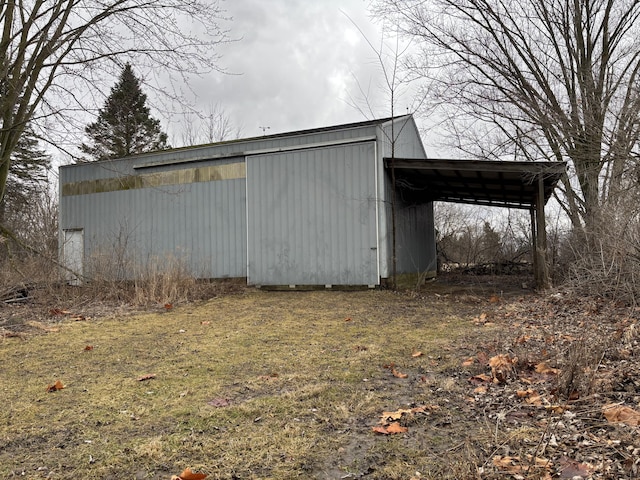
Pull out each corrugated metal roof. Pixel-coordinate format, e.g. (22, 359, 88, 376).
(385, 158, 567, 209)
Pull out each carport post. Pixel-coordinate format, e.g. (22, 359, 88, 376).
(530, 207, 538, 286)
(534, 175, 551, 289)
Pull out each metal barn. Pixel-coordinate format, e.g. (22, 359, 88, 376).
(59, 115, 436, 287)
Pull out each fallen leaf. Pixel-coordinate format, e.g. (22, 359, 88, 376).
(136, 374, 156, 382)
(603, 403, 640, 426)
(492, 455, 516, 469)
(381, 410, 405, 422)
(489, 294, 500, 303)
(411, 351, 423, 357)
(462, 357, 475, 366)
(492, 455, 552, 475)
(391, 368, 408, 379)
(385, 422, 408, 434)
(84, 345, 93, 351)
(207, 398, 231, 407)
(372, 425, 390, 435)
(489, 354, 517, 383)
(172, 467, 207, 480)
(547, 405, 565, 414)
(469, 373, 492, 383)
(344, 317, 352, 322)
(378, 405, 435, 426)
(525, 392, 543, 406)
(200, 321, 211, 325)
(535, 362, 561, 375)
(46, 380, 64, 392)
(473, 385, 488, 394)
(557, 456, 594, 479)
(164, 303, 173, 310)
(49, 308, 71, 316)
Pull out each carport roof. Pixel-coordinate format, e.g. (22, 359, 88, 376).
(384, 158, 567, 209)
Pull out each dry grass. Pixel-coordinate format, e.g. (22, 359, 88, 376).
(0, 289, 475, 479)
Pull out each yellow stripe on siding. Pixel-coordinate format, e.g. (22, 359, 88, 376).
(62, 162, 246, 196)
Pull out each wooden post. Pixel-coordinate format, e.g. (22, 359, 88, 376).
(530, 207, 538, 287)
(535, 176, 551, 289)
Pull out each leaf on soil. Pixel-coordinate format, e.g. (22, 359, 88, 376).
(49, 308, 71, 316)
(84, 345, 93, 351)
(381, 410, 405, 422)
(473, 312, 488, 325)
(379, 405, 436, 425)
(385, 422, 408, 434)
(200, 321, 211, 325)
(535, 362, 561, 375)
(207, 398, 231, 408)
(489, 354, 517, 383)
(462, 357, 475, 366)
(372, 425, 390, 435)
(516, 389, 543, 406)
(492, 455, 552, 476)
(602, 403, 640, 426)
(411, 351, 423, 357)
(373, 422, 408, 434)
(46, 380, 64, 392)
(136, 374, 156, 382)
(469, 373, 492, 384)
(171, 467, 207, 480)
(164, 303, 173, 310)
(344, 317, 352, 322)
(557, 456, 594, 479)
(489, 294, 501, 303)
(473, 385, 488, 394)
(391, 368, 408, 379)
(546, 404, 565, 414)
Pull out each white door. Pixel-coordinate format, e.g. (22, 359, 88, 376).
(63, 229, 84, 286)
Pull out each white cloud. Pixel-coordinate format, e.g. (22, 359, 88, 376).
(168, 0, 390, 141)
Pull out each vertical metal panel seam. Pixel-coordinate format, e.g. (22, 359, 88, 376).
(374, 141, 380, 282)
(245, 156, 250, 283)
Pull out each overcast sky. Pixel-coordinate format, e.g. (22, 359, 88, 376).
(164, 0, 434, 150)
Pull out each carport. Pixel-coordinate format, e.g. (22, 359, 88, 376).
(384, 158, 567, 289)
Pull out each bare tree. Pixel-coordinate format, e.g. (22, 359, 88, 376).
(179, 102, 241, 146)
(344, 13, 430, 288)
(0, 0, 229, 211)
(374, 0, 640, 233)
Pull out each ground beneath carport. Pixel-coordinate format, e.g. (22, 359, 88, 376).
(1, 275, 639, 479)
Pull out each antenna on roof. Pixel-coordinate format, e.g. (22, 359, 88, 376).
(259, 126, 270, 136)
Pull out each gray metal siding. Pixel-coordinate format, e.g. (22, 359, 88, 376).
(396, 202, 437, 274)
(59, 124, 379, 181)
(376, 116, 432, 277)
(59, 178, 246, 279)
(380, 117, 428, 160)
(246, 142, 379, 285)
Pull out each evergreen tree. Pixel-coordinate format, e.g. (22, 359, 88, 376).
(0, 125, 51, 227)
(80, 64, 168, 161)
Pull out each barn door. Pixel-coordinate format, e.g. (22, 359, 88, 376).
(63, 229, 84, 286)
(246, 142, 379, 286)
